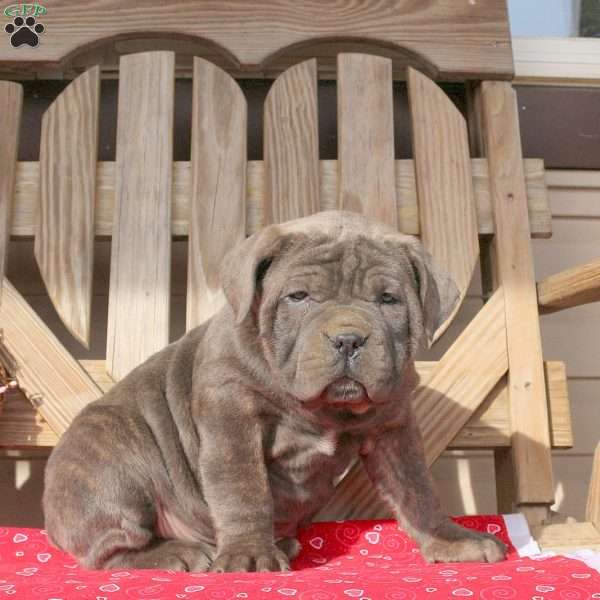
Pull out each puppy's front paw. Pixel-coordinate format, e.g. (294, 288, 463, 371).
(210, 544, 290, 572)
(421, 522, 507, 564)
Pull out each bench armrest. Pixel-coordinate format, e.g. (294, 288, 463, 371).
(537, 258, 600, 314)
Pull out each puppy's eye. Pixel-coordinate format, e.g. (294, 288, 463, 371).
(379, 292, 399, 305)
(287, 291, 309, 302)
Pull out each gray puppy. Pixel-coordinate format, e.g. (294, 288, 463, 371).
(43, 210, 506, 572)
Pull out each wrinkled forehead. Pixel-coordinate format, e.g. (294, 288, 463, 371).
(272, 233, 414, 292)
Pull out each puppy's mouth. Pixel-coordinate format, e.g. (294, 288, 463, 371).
(323, 377, 371, 415)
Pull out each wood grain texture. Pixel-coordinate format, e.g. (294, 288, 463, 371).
(107, 51, 174, 382)
(337, 54, 396, 227)
(494, 448, 516, 513)
(481, 81, 554, 506)
(264, 59, 319, 224)
(34, 66, 100, 349)
(415, 287, 508, 466)
(533, 522, 600, 552)
(0, 390, 59, 448)
(537, 258, 600, 314)
(0, 82, 22, 304)
(4, 359, 571, 452)
(0, 1, 513, 80)
(187, 58, 246, 330)
(407, 67, 479, 341)
(588, 442, 600, 528)
(10, 159, 551, 238)
(0, 279, 101, 436)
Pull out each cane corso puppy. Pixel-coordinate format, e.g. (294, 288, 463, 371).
(43, 210, 506, 571)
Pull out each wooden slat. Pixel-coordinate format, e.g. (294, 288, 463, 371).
(0, 2, 513, 80)
(415, 288, 508, 465)
(533, 522, 600, 553)
(0, 390, 59, 448)
(187, 58, 247, 330)
(481, 81, 554, 507)
(407, 67, 479, 341)
(0, 82, 22, 304)
(544, 361, 572, 449)
(264, 59, 319, 224)
(0, 279, 101, 436)
(10, 159, 551, 238)
(34, 66, 100, 348)
(337, 54, 396, 227)
(319, 288, 508, 520)
(494, 448, 516, 513)
(588, 442, 600, 529)
(537, 258, 600, 314)
(107, 51, 174, 382)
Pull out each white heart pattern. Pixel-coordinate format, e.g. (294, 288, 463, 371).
(452, 588, 474, 596)
(184, 586, 206, 593)
(365, 531, 380, 545)
(99, 584, 120, 592)
(12, 533, 28, 543)
(536, 585, 555, 592)
(309, 537, 324, 550)
(36, 552, 51, 563)
(487, 523, 501, 535)
(277, 589, 298, 596)
(343, 590, 364, 597)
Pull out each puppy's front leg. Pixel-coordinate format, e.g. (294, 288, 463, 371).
(362, 412, 507, 563)
(197, 391, 289, 573)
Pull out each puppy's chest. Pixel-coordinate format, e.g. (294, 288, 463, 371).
(266, 425, 356, 494)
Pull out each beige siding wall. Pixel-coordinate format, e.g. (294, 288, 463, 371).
(1, 175, 598, 526)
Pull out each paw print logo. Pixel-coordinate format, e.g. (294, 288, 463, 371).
(4, 15, 45, 48)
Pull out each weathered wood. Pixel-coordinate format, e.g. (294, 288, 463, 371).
(415, 288, 508, 465)
(337, 54, 396, 227)
(533, 522, 600, 552)
(494, 448, 516, 513)
(264, 59, 319, 224)
(34, 66, 100, 349)
(107, 51, 174, 381)
(0, 279, 101, 436)
(0, 1, 513, 80)
(187, 58, 246, 330)
(407, 67, 479, 341)
(588, 442, 600, 529)
(481, 81, 554, 509)
(0, 82, 22, 304)
(538, 258, 600, 314)
(0, 390, 59, 448)
(10, 159, 551, 238)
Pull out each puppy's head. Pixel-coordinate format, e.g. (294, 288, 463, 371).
(220, 211, 458, 419)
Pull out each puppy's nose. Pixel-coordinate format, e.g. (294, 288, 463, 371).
(331, 333, 366, 357)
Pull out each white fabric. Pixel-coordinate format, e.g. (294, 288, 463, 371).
(503, 513, 600, 574)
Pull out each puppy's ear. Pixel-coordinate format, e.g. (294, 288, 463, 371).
(406, 241, 460, 348)
(219, 225, 286, 324)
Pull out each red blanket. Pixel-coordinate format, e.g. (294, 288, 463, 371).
(0, 516, 598, 599)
